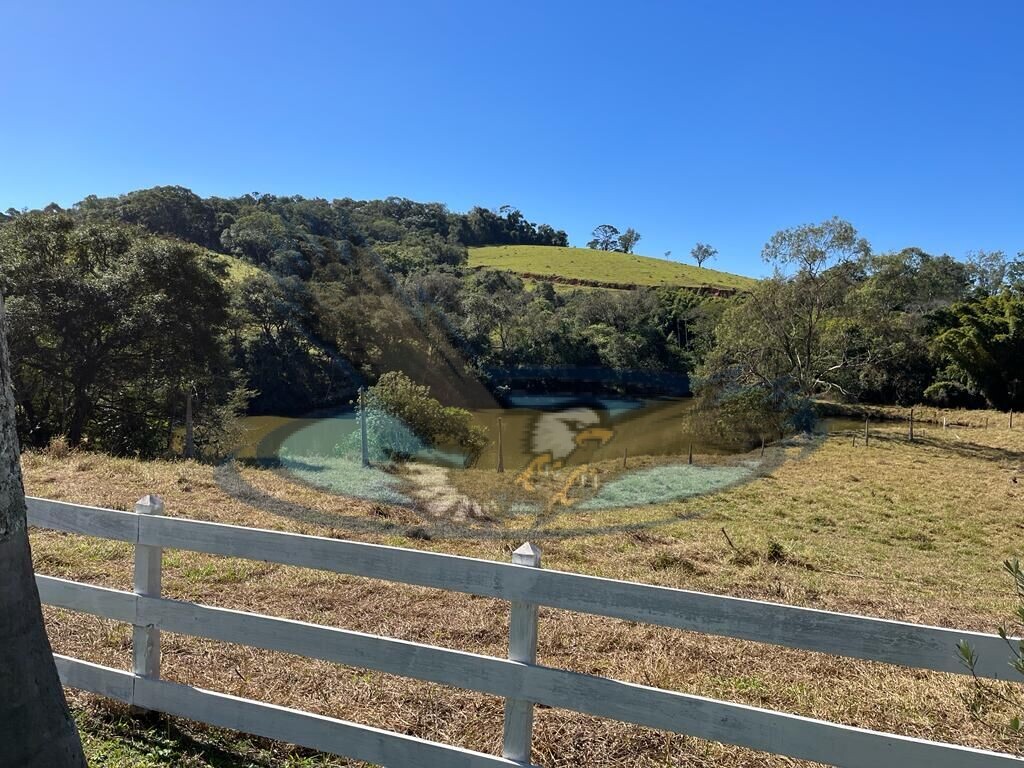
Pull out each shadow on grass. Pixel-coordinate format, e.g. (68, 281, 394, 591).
(212, 459, 393, 534)
(214, 441, 802, 541)
(77, 702, 337, 767)
(866, 431, 1024, 464)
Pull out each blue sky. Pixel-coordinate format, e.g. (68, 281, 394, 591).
(2, 1, 1021, 277)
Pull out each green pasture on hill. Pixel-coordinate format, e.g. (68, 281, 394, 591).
(469, 245, 756, 291)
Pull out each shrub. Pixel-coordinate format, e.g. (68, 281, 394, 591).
(45, 435, 72, 459)
(923, 380, 984, 409)
(689, 376, 814, 449)
(338, 408, 424, 463)
(358, 372, 488, 467)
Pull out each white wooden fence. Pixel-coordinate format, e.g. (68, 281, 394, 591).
(27, 495, 1024, 768)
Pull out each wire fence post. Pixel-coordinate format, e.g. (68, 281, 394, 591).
(497, 416, 505, 473)
(132, 494, 164, 704)
(359, 387, 369, 467)
(503, 542, 542, 764)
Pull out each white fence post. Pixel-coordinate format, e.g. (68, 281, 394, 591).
(502, 542, 541, 764)
(133, 494, 164, 688)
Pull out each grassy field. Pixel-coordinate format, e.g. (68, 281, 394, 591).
(469, 245, 757, 292)
(24, 411, 1024, 766)
(211, 252, 265, 284)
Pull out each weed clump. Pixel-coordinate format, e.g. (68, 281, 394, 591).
(649, 551, 683, 570)
(648, 550, 704, 574)
(765, 540, 787, 563)
(404, 526, 432, 541)
(46, 435, 72, 459)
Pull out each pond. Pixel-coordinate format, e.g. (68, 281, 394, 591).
(238, 395, 737, 471)
(232, 396, 862, 530)
(238, 395, 865, 470)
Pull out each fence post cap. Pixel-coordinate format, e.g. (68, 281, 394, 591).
(134, 495, 165, 515)
(512, 541, 542, 566)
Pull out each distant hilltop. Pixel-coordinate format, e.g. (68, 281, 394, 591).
(469, 245, 756, 294)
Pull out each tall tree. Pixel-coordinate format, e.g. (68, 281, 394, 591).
(587, 224, 620, 251)
(836, 248, 969, 404)
(618, 228, 642, 254)
(690, 242, 718, 268)
(966, 250, 1024, 296)
(0, 294, 87, 767)
(700, 218, 865, 399)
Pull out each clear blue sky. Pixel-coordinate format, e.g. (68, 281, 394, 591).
(2, 1, 1021, 277)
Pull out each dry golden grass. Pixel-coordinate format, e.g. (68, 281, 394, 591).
(820, 400, 1017, 431)
(22, 418, 1024, 766)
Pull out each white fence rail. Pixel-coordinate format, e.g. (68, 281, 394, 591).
(28, 495, 1024, 768)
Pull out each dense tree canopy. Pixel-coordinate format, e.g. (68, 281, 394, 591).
(699, 218, 1024, 435)
(2, 188, 1020, 459)
(0, 190, 585, 451)
(0, 213, 237, 455)
(930, 293, 1024, 410)
(78, 185, 219, 248)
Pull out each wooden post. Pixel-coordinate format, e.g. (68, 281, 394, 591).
(864, 416, 869, 447)
(503, 542, 541, 764)
(622, 447, 628, 468)
(760, 436, 765, 457)
(359, 388, 369, 467)
(1011, 410, 1015, 430)
(184, 388, 195, 460)
(133, 495, 164, 694)
(909, 408, 914, 442)
(688, 442, 693, 465)
(496, 417, 504, 473)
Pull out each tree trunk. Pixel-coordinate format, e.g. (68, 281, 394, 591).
(66, 390, 89, 447)
(0, 294, 87, 767)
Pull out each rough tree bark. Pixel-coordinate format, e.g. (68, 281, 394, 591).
(0, 294, 87, 767)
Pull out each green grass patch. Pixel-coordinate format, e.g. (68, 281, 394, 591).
(210, 253, 265, 284)
(280, 454, 413, 506)
(75, 705, 346, 767)
(469, 245, 756, 291)
(579, 463, 755, 510)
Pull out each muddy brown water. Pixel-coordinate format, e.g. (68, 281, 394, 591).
(238, 395, 858, 472)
